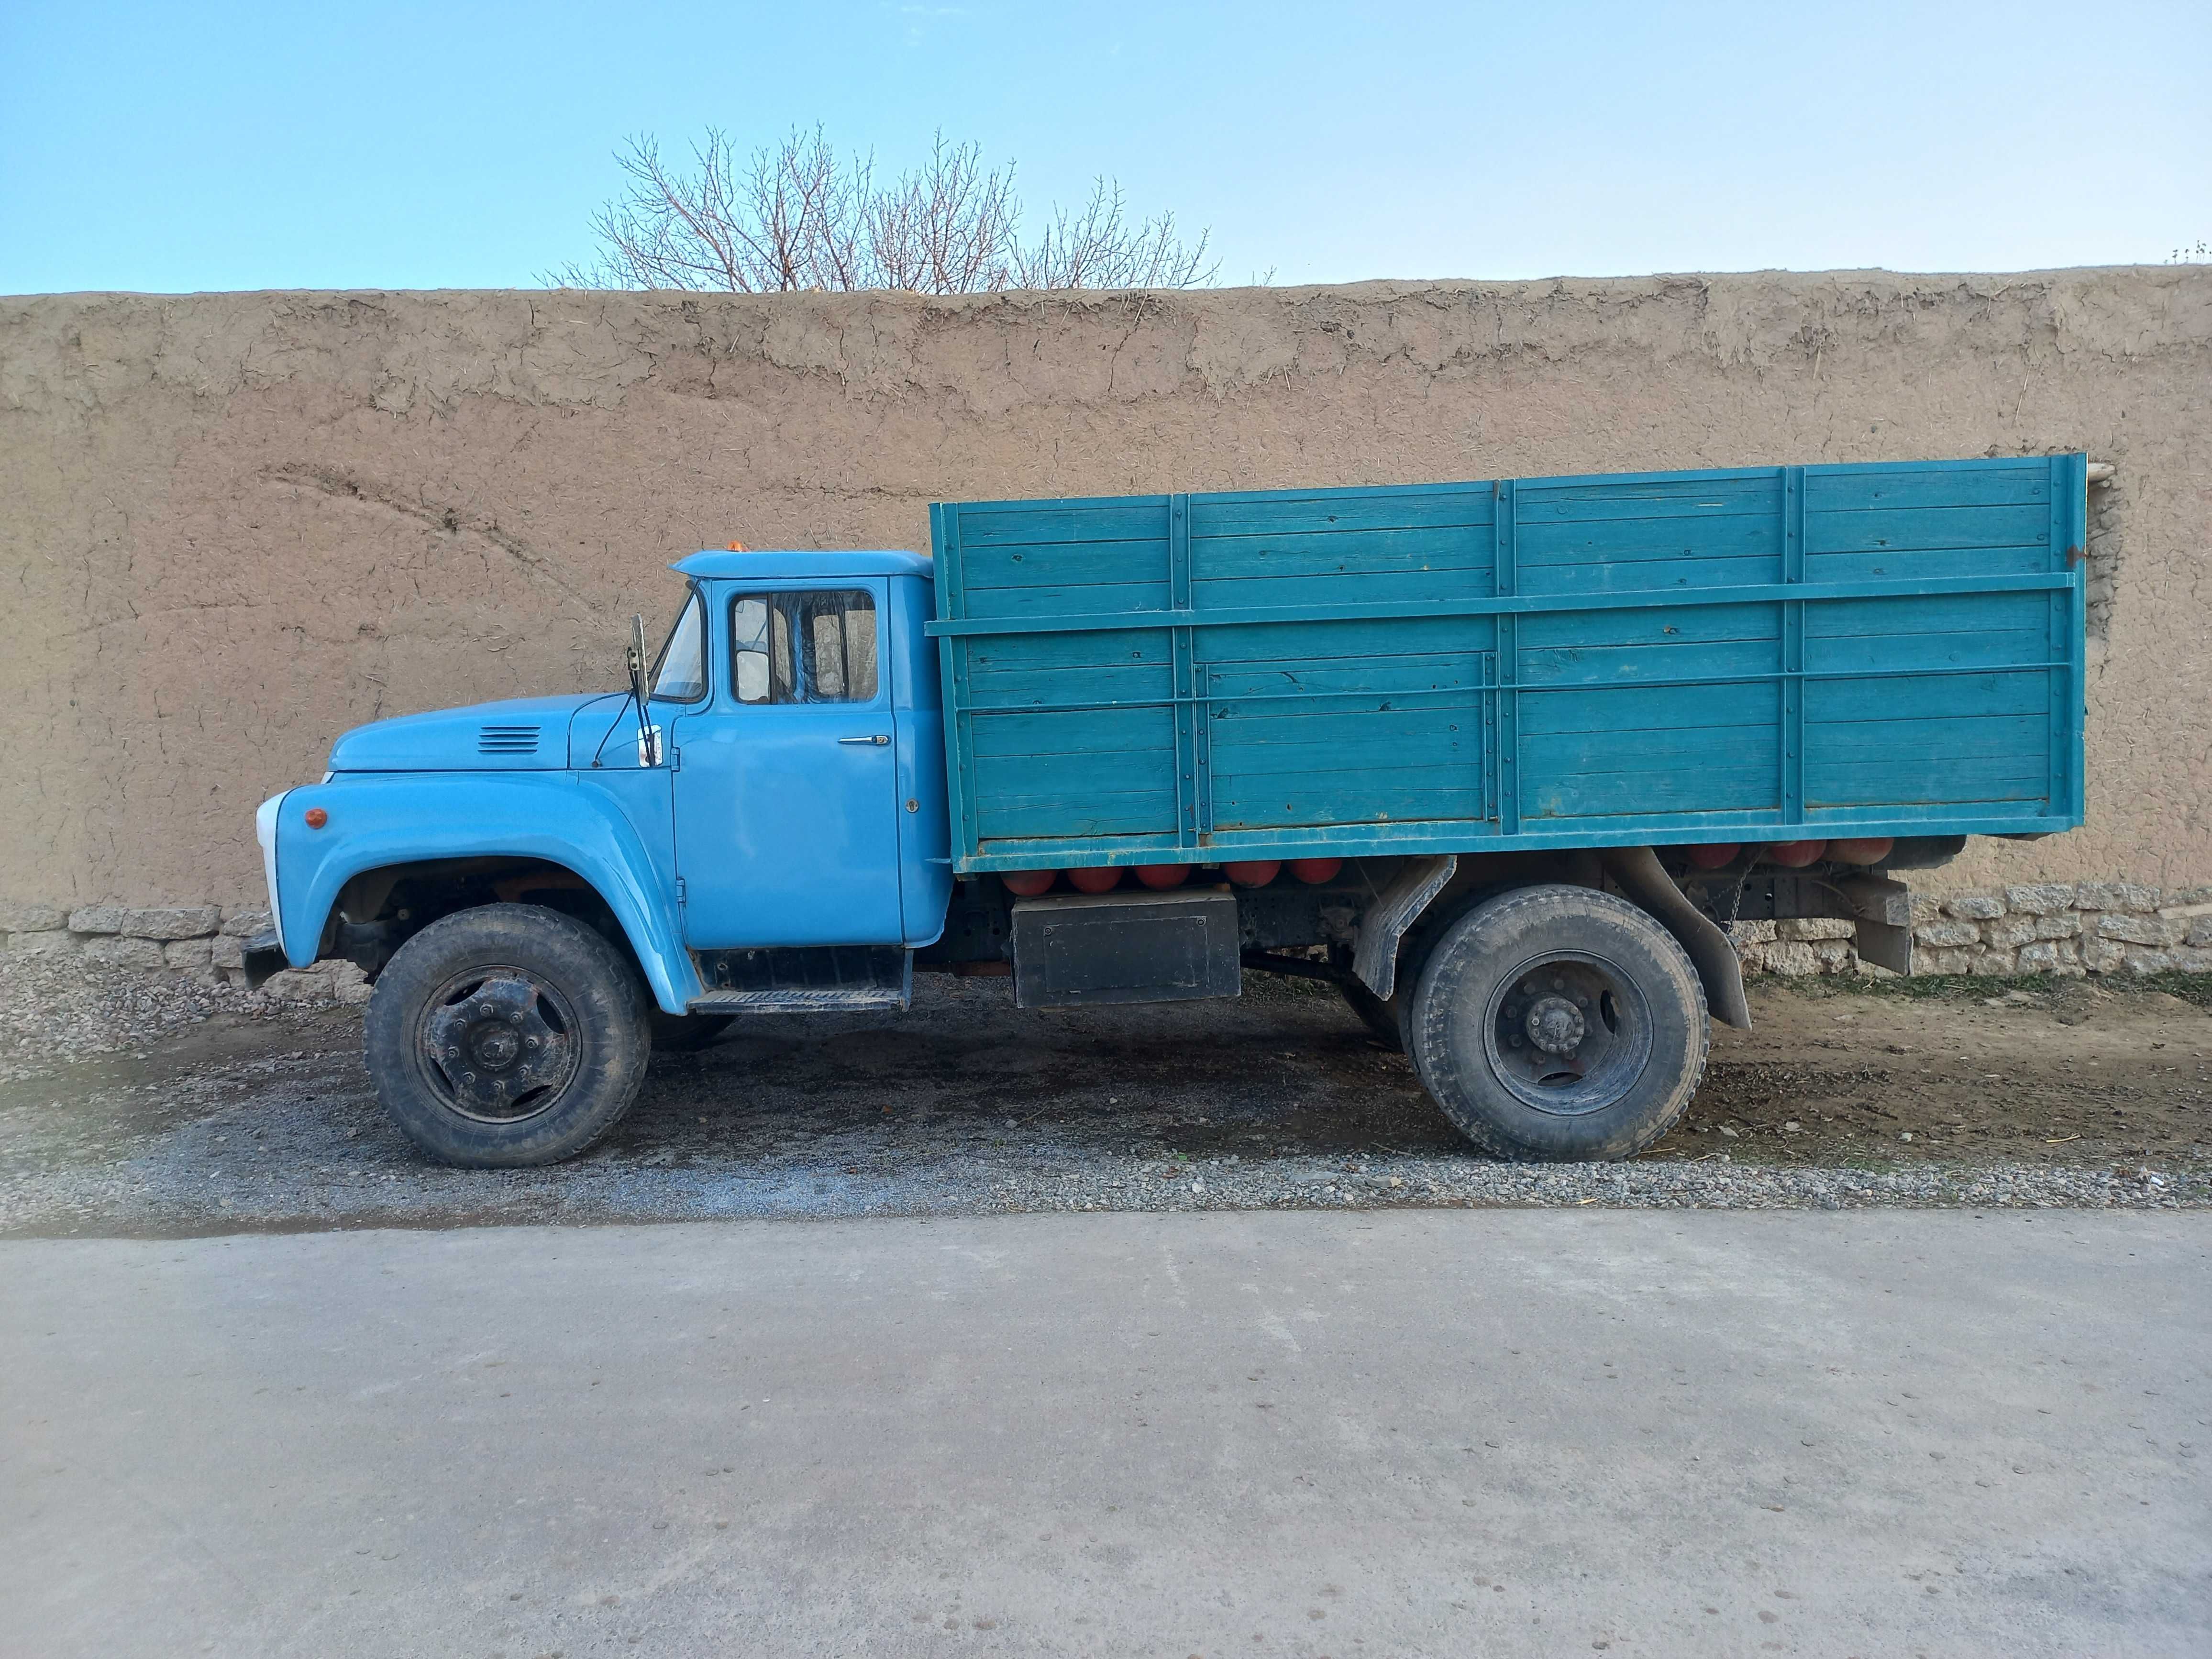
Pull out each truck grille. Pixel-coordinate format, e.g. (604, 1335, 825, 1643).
(477, 725, 540, 755)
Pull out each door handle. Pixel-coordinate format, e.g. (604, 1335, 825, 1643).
(839, 734, 891, 746)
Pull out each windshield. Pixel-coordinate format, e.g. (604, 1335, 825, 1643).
(651, 587, 707, 702)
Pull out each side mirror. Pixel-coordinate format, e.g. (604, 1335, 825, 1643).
(627, 614, 662, 766)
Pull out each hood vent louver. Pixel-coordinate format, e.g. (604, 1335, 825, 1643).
(477, 724, 541, 756)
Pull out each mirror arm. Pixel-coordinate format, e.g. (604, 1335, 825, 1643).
(626, 614, 662, 766)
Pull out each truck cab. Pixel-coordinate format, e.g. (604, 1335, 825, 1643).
(647, 551, 951, 965)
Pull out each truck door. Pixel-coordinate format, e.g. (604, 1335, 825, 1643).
(670, 583, 906, 948)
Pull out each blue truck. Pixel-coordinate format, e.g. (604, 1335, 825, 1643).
(247, 454, 2089, 1166)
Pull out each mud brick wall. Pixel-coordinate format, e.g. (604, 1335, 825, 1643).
(3, 272, 2209, 958)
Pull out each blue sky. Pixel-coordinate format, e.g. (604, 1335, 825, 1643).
(2, 0, 2205, 294)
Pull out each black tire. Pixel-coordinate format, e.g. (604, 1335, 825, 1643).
(1407, 884, 1706, 1161)
(364, 903, 652, 1167)
(650, 1011, 735, 1053)
(1339, 976, 1405, 1050)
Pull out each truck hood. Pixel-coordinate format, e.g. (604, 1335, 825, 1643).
(328, 694, 623, 772)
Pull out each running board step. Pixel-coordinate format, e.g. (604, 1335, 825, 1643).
(687, 945, 912, 1015)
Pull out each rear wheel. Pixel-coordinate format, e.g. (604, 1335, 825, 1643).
(1408, 885, 1706, 1161)
(364, 903, 651, 1167)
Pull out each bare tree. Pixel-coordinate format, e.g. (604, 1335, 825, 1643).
(1013, 177, 1214, 291)
(866, 131, 1023, 293)
(547, 125, 1218, 294)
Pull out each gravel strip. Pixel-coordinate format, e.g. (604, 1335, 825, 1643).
(1, 960, 2205, 1237)
(0, 956, 253, 1082)
(6, 1146, 2201, 1239)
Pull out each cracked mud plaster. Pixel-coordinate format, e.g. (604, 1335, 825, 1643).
(1, 269, 2208, 909)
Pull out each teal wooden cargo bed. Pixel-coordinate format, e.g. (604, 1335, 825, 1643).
(925, 455, 2088, 874)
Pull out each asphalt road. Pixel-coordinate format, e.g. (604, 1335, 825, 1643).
(4, 1210, 2205, 1658)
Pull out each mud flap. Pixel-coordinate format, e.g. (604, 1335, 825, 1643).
(1351, 854, 1458, 1000)
(242, 929, 288, 990)
(1599, 848, 1752, 1030)
(1838, 874, 1914, 975)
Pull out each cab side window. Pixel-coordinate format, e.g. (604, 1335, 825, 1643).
(731, 596, 795, 705)
(730, 590, 878, 705)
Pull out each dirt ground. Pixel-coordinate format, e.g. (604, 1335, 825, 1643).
(0, 968, 2205, 1237)
(1695, 974, 2212, 1165)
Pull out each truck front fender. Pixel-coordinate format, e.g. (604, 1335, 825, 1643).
(268, 774, 701, 1013)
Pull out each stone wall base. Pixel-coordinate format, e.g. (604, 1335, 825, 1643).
(0, 901, 369, 1004)
(11, 881, 2212, 990)
(1730, 881, 2212, 979)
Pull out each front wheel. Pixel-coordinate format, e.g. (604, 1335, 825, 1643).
(1407, 885, 1706, 1161)
(364, 903, 652, 1167)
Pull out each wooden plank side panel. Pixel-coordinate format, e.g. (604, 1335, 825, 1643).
(1191, 498, 1496, 614)
(1518, 512, 1780, 564)
(1188, 488, 1496, 539)
(1803, 592, 2052, 675)
(1802, 459, 2051, 510)
(1805, 752, 2051, 810)
(1200, 607, 1492, 831)
(1802, 667, 2053, 811)
(1196, 615, 1498, 664)
(962, 576, 1171, 621)
(969, 704, 1173, 759)
(964, 628, 1174, 711)
(953, 500, 1171, 626)
(1518, 683, 1781, 822)
(967, 701, 1178, 843)
(1515, 471, 1783, 520)
(1514, 473, 1782, 599)
(954, 502, 1170, 547)
(961, 540, 1171, 592)
(975, 791, 1181, 841)
(1213, 776, 1488, 830)
(1207, 705, 1482, 757)
(1518, 605, 1782, 689)
(930, 456, 2087, 867)
(1205, 655, 1491, 702)
(1191, 524, 1496, 576)
(1804, 465, 2052, 585)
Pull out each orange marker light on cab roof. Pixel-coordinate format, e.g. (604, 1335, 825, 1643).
(304, 807, 329, 829)
(726, 540, 747, 552)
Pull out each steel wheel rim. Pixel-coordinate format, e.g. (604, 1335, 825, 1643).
(1478, 950, 1654, 1117)
(415, 963, 581, 1124)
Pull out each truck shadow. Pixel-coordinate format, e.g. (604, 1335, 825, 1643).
(615, 974, 1467, 1161)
